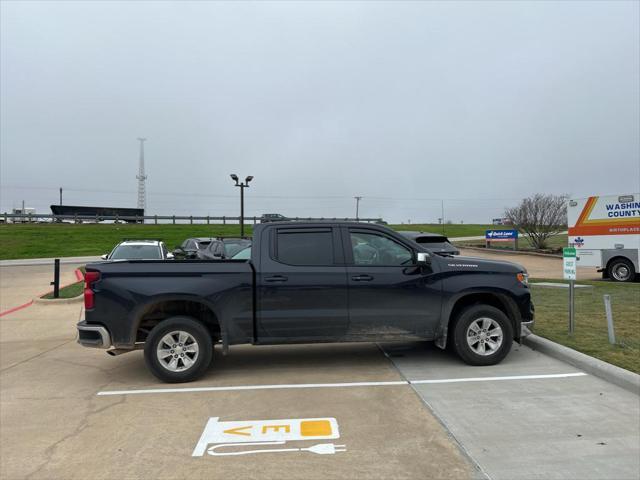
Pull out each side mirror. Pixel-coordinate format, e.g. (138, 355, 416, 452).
(166, 252, 175, 260)
(416, 252, 431, 265)
(100, 254, 108, 260)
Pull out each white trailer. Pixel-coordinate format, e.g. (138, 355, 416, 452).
(568, 193, 640, 282)
(10, 207, 36, 223)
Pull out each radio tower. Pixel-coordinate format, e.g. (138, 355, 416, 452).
(136, 138, 147, 211)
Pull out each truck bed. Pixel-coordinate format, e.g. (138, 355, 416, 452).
(83, 260, 254, 348)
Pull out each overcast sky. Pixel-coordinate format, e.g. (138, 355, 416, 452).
(1, 0, 639, 223)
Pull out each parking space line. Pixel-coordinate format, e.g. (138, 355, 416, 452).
(97, 380, 408, 396)
(96, 372, 587, 396)
(411, 372, 587, 384)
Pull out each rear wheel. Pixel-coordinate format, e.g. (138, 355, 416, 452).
(451, 305, 513, 366)
(144, 316, 213, 383)
(607, 258, 635, 283)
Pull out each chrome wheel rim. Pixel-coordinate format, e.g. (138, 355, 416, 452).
(466, 317, 503, 356)
(156, 330, 199, 372)
(612, 264, 630, 281)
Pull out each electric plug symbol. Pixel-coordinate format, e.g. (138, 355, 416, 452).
(207, 441, 347, 456)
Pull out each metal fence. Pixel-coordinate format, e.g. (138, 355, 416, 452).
(1, 212, 384, 225)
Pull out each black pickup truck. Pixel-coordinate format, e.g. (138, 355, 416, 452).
(77, 222, 534, 383)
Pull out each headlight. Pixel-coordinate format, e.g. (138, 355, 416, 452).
(517, 272, 529, 286)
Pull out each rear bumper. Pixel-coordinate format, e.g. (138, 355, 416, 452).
(77, 321, 111, 349)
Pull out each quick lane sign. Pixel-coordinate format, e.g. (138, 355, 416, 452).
(192, 417, 344, 457)
(563, 247, 577, 281)
(485, 229, 518, 241)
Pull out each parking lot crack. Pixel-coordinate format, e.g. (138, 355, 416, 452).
(0, 339, 74, 373)
(24, 390, 126, 479)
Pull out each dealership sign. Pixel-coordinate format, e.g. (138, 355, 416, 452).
(485, 229, 518, 242)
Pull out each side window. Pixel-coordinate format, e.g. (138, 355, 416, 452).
(350, 232, 413, 266)
(275, 229, 334, 266)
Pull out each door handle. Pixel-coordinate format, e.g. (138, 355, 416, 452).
(351, 274, 374, 281)
(264, 275, 288, 283)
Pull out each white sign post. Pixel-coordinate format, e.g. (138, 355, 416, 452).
(563, 247, 577, 333)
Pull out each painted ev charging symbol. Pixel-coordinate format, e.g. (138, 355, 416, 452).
(192, 417, 346, 457)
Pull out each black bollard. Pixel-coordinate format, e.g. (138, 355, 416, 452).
(51, 259, 60, 298)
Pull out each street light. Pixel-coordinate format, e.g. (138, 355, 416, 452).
(230, 174, 253, 237)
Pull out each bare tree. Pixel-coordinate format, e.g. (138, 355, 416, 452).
(505, 194, 568, 250)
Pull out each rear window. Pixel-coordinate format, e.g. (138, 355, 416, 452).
(110, 245, 162, 260)
(276, 229, 333, 266)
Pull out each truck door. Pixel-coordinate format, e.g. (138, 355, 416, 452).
(257, 226, 349, 340)
(344, 227, 441, 337)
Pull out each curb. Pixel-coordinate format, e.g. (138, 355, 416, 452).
(33, 294, 83, 304)
(458, 245, 562, 259)
(523, 334, 640, 395)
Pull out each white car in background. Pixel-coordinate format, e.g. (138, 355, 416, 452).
(101, 240, 174, 261)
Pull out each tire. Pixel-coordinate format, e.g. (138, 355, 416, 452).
(451, 305, 514, 366)
(144, 316, 213, 383)
(607, 258, 635, 283)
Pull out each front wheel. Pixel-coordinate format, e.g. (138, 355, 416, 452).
(144, 316, 213, 383)
(451, 305, 513, 366)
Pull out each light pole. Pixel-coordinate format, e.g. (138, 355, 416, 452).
(354, 196, 362, 221)
(231, 174, 253, 237)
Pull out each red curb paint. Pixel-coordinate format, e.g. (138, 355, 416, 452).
(0, 300, 34, 318)
(1, 269, 85, 317)
(75, 269, 84, 281)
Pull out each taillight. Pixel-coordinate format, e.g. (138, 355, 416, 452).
(84, 271, 101, 309)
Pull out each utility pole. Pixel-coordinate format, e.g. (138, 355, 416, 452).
(59, 188, 63, 206)
(441, 199, 445, 235)
(136, 138, 147, 212)
(231, 175, 254, 237)
(354, 196, 362, 221)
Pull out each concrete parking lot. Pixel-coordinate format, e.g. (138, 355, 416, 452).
(1, 262, 638, 480)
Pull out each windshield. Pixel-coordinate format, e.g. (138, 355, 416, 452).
(110, 245, 162, 260)
(231, 246, 251, 260)
(224, 240, 251, 257)
(414, 236, 448, 244)
(418, 241, 453, 251)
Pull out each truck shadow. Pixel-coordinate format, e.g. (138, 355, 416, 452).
(107, 341, 463, 386)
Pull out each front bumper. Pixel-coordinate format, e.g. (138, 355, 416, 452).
(520, 301, 535, 336)
(77, 321, 111, 349)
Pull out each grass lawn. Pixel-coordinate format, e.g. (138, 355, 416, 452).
(41, 280, 84, 299)
(0, 223, 252, 260)
(530, 279, 640, 373)
(0, 223, 503, 260)
(388, 223, 507, 238)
